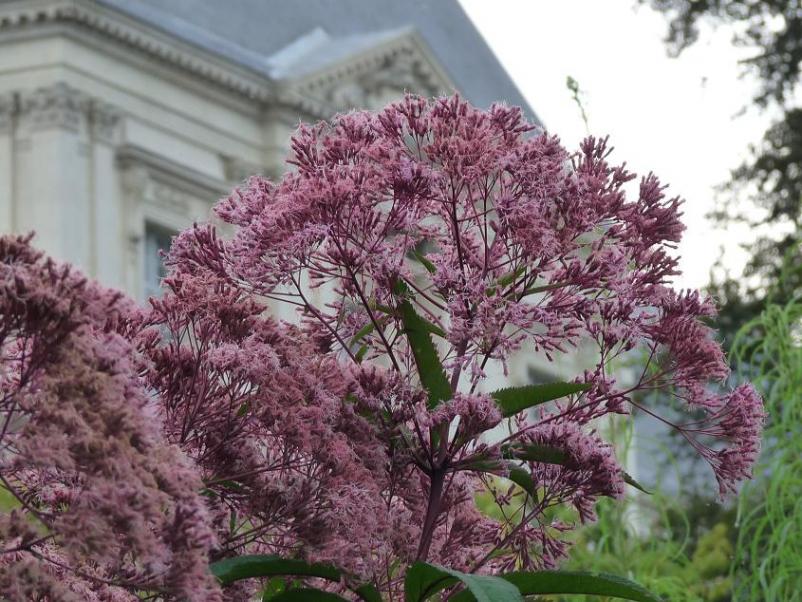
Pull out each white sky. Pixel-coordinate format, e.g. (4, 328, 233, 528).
(459, 0, 772, 290)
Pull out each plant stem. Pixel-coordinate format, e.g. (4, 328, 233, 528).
(416, 468, 446, 561)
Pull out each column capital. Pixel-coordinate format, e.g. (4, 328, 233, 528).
(18, 82, 91, 134)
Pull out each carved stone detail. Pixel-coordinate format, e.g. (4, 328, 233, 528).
(221, 155, 267, 183)
(321, 49, 441, 111)
(89, 100, 122, 144)
(17, 82, 90, 133)
(0, 92, 17, 134)
(150, 181, 191, 214)
(120, 164, 151, 201)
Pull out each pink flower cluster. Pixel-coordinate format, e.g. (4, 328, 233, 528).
(0, 235, 219, 601)
(0, 96, 764, 600)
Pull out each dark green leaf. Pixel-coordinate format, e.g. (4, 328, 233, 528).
(397, 296, 451, 409)
(210, 555, 341, 586)
(520, 281, 570, 296)
(212, 555, 379, 602)
(354, 583, 383, 602)
(506, 465, 538, 500)
(404, 561, 455, 602)
(502, 443, 569, 465)
(404, 562, 522, 602)
(623, 471, 652, 494)
(448, 570, 661, 602)
(490, 382, 590, 417)
(268, 588, 350, 602)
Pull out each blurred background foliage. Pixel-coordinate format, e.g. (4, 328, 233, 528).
(641, 0, 802, 346)
(548, 252, 802, 601)
(551, 4, 802, 599)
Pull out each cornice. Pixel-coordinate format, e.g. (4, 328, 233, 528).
(0, 0, 275, 103)
(291, 29, 456, 113)
(116, 144, 232, 201)
(0, 1, 454, 120)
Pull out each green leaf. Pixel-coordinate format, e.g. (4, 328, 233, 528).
(405, 562, 454, 602)
(490, 382, 591, 417)
(502, 443, 569, 465)
(519, 281, 570, 297)
(497, 266, 526, 288)
(349, 322, 376, 346)
(506, 465, 538, 500)
(261, 576, 288, 600)
(355, 344, 369, 362)
(210, 555, 341, 586)
(450, 570, 661, 602)
(211, 555, 379, 602)
(268, 589, 351, 602)
(404, 562, 523, 602)
(623, 471, 652, 494)
(411, 248, 437, 274)
(396, 293, 451, 409)
(354, 583, 383, 602)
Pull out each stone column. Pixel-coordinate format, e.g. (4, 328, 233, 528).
(118, 161, 149, 298)
(14, 83, 92, 269)
(0, 92, 17, 233)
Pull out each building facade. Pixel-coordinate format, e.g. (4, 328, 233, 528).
(0, 0, 597, 393)
(0, 0, 539, 299)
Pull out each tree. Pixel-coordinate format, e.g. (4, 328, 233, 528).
(643, 0, 802, 340)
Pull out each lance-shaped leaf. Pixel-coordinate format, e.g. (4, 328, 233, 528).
(449, 570, 661, 602)
(506, 464, 538, 500)
(210, 555, 341, 585)
(623, 471, 652, 494)
(404, 562, 522, 602)
(210, 555, 380, 602)
(411, 247, 437, 274)
(396, 290, 451, 409)
(490, 382, 591, 417)
(267, 589, 350, 601)
(502, 443, 570, 466)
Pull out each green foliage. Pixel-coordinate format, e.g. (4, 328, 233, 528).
(395, 283, 451, 409)
(404, 562, 523, 602)
(729, 293, 802, 601)
(212, 555, 659, 602)
(549, 413, 735, 602)
(450, 571, 661, 602)
(644, 0, 802, 342)
(490, 382, 591, 418)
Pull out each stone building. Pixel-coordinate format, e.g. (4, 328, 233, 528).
(0, 0, 596, 395)
(0, 0, 538, 300)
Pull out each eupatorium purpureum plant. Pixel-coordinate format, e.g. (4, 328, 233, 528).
(0, 96, 764, 601)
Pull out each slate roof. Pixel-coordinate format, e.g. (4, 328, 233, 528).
(96, 0, 540, 123)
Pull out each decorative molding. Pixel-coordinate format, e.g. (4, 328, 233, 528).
(0, 0, 275, 103)
(17, 82, 90, 133)
(221, 155, 267, 183)
(292, 31, 453, 113)
(117, 144, 230, 230)
(0, 1, 455, 120)
(88, 99, 121, 144)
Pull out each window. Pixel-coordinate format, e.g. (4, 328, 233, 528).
(143, 222, 175, 298)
